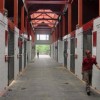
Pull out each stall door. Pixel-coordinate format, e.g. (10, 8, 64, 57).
(8, 29, 14, 85)
(83, 29, 92, 57)
(24, 40, 26, 68)
(64, 40, 67, 68)
(19, 37, 22, 72)
(70, 37, 75, 73)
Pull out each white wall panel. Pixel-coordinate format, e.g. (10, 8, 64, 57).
(53, 42, 56, 60)
(26, 41, 28, 66)
(0, 13, 8, 93)
(67, 34, 70, 70)
(55, 41, 58, 61)
(14, 27, 19, 79)
(51, 43, 53, 58)
(58, 40, 64, 64)
(27, 41, 32, 62)
(75, 28, 83, 80)
(22, 38, 24, 70)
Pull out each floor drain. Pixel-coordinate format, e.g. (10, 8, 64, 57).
(64, 82, 69, 84)
(8, 89, 12, 91)
(21, 88, 26, 90)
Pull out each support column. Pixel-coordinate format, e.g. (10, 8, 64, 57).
(27, 21, 30, 41)
(62, 15, 65, 36)
(14, 0, 18, 27)
(0, 0, 5, 13)
(59, 21, 62, 40)
(55, 27, 57, 41)
(21, 5, 25, 33)
(58, 22, 60, 40)
(53, 31, 55, 42)
(54, 29, 56, 42)
(68, 3, 72, 33)
(78, 0, 83, 27)
(25, 16, 28, 31)
(57, 24, 59, 40)
(31, 29, 34, 42)
(53, 31, 54, 42)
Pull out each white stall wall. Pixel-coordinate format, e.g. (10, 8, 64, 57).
(52, 41, 57, 61)
(55, 41, 58, 61)
(63, 35, 68, 66)
(75, 28, 83, 80)
(22, 38, 24, 71)
(92, 17, 100, 91)
(0, 13, 8, 93)
(51, 43, 53, 58)
(58, 40, 64, 64)
(27, 41, 32, 62)
(67, 34, 70, 70)
(31, 42, 35, 60)
(26, 41, 28, 66)
(14, 27, 19, 79)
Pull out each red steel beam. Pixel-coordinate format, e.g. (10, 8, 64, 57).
(31, 18, 58, 20)
(21, 5, 25, 32)
(26, 1, 67, 5)
(78, 0, 83, 27)
(33, 22, 55, 25)
(14, 0, 18, 27)
(33, 13, 43, 19)
(35, 27, 53, 29)
(99, 0, 100, 16)
(29, 11, 63, 15)
(0, 0, 5, 13)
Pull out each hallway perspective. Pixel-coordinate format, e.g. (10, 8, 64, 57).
(1, 55, 100, 100)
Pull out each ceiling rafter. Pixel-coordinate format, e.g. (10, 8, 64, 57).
(45, 13, 53, 19)
(26, 0, 67, 5)
(30, 9, 59, 28)
(34, 20, 41, 23)
(46, 20, 55, 25)
(35, 27, 51, 30)
(32, 13, 43, 19)
(29, 11, 63, 15)
(33, 22, 55, 25)
(31, 18, 58, 20)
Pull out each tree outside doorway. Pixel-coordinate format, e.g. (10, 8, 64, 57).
(36, 45, 50, 55)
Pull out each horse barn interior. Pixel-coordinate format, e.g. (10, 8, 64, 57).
(0, 0, 100, 99)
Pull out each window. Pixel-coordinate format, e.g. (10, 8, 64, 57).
(37, 34, 49, 40)
(37, 34, 40, 40)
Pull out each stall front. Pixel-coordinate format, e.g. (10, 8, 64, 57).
(70, 32, 75, 73)
(92, 17, 100, 92)
(75, 28, 83, 79)
(0, 13, 8, 93)
(67, 34, 71, 71)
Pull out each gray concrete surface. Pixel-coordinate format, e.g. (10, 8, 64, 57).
(0, 55, 100, 100)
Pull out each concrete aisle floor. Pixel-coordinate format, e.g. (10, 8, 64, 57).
(0, 55, 100, 100)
